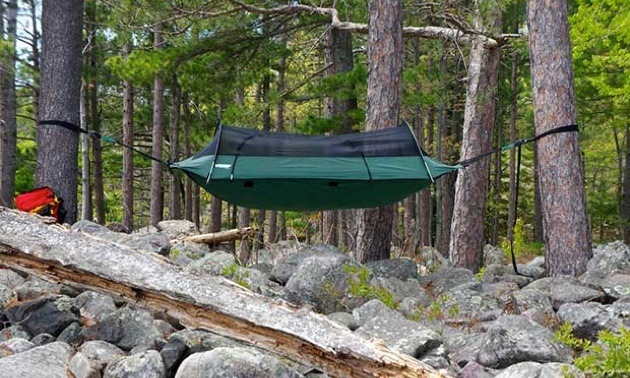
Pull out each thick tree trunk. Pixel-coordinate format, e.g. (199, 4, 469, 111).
(185, 227, 255, 245)
(0, 0, 17, 208)
(36, 0, 84, 224)
(527, 0, 591, 276)
(449, 4, 502, 272)
(356, 0, 403, 263)
(150, 23, 165, 226)
(122, 43, 134, 230)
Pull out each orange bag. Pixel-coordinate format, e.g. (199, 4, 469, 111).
(15, 186, 65, 223)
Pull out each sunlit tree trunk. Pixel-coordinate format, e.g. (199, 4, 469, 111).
(527, 0, 591, 276)
(356, 0, 403, 263)
(80, 84, 92, 220)
(449, 2, 502, 272)
(36, 0, 83, 224)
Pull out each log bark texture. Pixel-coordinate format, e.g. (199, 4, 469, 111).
(184, 227, 256, 245)
(0, 208, 446, 378)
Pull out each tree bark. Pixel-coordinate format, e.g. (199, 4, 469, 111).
(210, 196, 222, 233)
(0, 208, 445, 378)
(169, 81, 182, 220)
(356, 0, 403, 263)
(150, 23, 165, 226)
(80, 84, 92, 221)
(449, 3, 502, 272)
(238, 206, 252, 263)
(0, 0, 17, 208)
(507, 51, 519, 243)
(122, 43, 134, 230)
(36, 0, 84, 224)
(185, 227, 255, 245)
(527, 0, 591, 276)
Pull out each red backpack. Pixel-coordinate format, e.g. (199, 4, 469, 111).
(15, 186, 65, 223)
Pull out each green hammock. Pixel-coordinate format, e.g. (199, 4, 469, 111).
(170, 123, 460, 211)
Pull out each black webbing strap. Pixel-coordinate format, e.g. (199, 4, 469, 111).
(40, 119, 101, 139)
(457, 124, 579, 167)
(39, 119, 170, 166)
(455, 124, 578, 276)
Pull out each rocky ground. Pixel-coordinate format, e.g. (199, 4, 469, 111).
(0, 219, 628, 377)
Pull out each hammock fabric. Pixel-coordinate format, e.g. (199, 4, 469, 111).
(170, 123, 460, 211)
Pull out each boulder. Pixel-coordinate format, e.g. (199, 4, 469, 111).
(270, 251, 313, 285)
(353, 299, 441, 358)
(72, 290, 118, 326)
(156, 220, 199, 239)
(0, 341, 73, 378)
(557, 302, 622, 340)
(185, 250, 237, 276)
(0, 337, 35, 354)
(103, 350, 166, 378)
(69, 340, 126, 378)
(0, 284, 17, 310)
(365, 258, 418, 281)
(5, 295, 80, 337)
(476, 315, 572, 369)
(494, 361, 584, 378)
(13, 275, 59, 300)
(84, 306, 161, 351)
(284, 252, 358, 314)
(174, 347, 303, 378)
(417, 267, 477, 296)
(524, 276, 606, 309)
(0, 268, 25, 288)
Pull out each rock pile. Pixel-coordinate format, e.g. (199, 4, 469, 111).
(1, 219, 628, 377)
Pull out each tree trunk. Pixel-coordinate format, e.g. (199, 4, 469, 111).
(122, 43, 134, 230)
(169, 81, 182, 220)
(182, 92, 193, 222)
(80, 84, 92, 221)
(356, 0, 403, 263)
(238, 207, 252, 264)
(0, 0, 17, 208)
(527, 0, 591, 276)
(210, 196, 222, 233)
(507, 51, 519, 242)
(36, 0, 84, 224)
(150, 23, 165, 226)
(419, 107, 434, 247)
(0, 209, 445, 378)
(449, 3, 502, 272)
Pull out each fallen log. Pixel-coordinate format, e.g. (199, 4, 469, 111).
(184, 227, 256, 244)
(0, 208, 448, 378)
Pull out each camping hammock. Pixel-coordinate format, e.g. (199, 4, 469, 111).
(169, 122, 460, 211)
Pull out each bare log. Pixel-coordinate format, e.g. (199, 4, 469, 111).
(184, 227, 255, 244)
(0, 208, 448, 378)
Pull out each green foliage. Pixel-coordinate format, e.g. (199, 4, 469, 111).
(220, 263, 250, 289)
(342, 264, 399, 310)
(500, 218, 543, 261)
(410, 294, 458, 322)
(554, 323, 630, 377)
